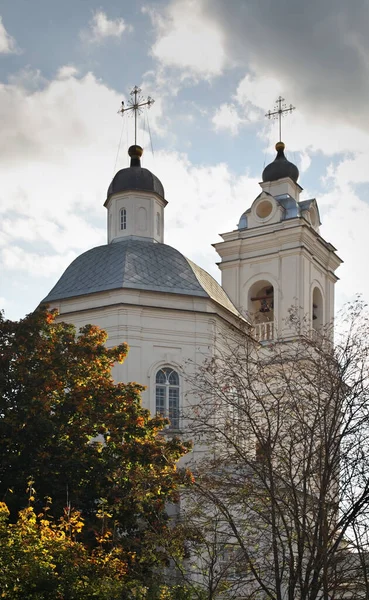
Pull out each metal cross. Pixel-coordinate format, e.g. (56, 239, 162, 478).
(118, 85, 155, 146)
(265, 96, 295, 142)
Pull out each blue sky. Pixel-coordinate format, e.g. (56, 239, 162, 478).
(1, 0, 369, 319)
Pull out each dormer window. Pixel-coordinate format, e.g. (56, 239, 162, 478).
(120, 208, 127, 230)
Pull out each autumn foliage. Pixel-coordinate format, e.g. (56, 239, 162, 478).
(0, 307, 192, 596)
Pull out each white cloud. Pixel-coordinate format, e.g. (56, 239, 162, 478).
(0, 16, 18, 54)
(0, 71, 121, 296)
(144, 0, 228, 78)
(318, 180, 369, 308)
(212, 103, 247, 136)
(1, 246, 77, 278)
(236, 73, 282, 115)
(57, 65, 79, 79)
(81, 11, 132, 44)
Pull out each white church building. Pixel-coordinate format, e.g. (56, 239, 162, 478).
(42, 139, 342, 429)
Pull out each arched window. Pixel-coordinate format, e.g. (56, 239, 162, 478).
(120, 208, 127, 230)
(156, 212, 160, 236)
(312, 286, 324, 330)
(155, 367, 180, 429)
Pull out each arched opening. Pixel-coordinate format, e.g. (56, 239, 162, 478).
(312, 286, 324, 330)
(155, 367, 180, 430)
(120, 208, 127, 231)
(248, 280, 275, 341)
(138, 207, 147, 231)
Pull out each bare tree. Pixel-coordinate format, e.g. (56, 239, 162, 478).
(180, 301, 369, 600)
(170, 502, 252, 600)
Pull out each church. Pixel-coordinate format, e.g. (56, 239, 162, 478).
(42, 127, 342, 430)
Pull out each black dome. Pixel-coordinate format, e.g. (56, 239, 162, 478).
(107, 145, 165, 200)
(262, 142, 299, 183)
(107, 166, 165, 199)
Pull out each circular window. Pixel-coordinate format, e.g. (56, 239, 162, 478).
(256, 200, 273, 219)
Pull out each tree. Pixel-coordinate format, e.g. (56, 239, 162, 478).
(0, 489, 197, 599)
(0, 492, 128, 599)
(182, 301, 369, 600)
(0, 307, 192, 591)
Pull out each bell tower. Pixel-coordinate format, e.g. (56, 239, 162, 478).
(214, 140, 342, 340)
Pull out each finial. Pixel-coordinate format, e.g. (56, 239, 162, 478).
(128, 144, 143, 167)
(118, 85, 155, 146)
(265, 96, 295, 142)
(275, 141, 285, 152)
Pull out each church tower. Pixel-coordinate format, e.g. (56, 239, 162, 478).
(105, 144, 167, 244)
(214, 141, 342, 340)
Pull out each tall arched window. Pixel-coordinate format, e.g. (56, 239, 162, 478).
(312, 286, 324, 331)
(156, 212, 160, 236)
(120, 208, 127, 230)
(155, 367, 180, 429)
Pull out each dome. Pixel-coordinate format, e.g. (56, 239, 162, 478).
(107, 145, 165, 201)
(42, 238, 241, 318)
(262, 142, 299, 183)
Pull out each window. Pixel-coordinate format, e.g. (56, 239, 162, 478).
(155, 367, 180, 429)
(217, 545, 244, 580)
(120, 208, 127, 230)
(156, 211, 160, 236)
(312, 286, 324, 330)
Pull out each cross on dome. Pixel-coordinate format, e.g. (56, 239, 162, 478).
(118, 85, 155, 146)
(265, 96, 295, 142)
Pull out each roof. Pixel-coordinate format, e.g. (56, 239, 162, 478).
(106, 167, 165, 202)
(42, 238, 243, 319)
(238, 194, 319, 230)
(262, 142, 299, 183)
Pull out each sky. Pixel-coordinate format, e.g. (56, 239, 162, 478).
(0, 0, 368, 320)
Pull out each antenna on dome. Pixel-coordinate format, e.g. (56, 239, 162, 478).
(265, 96, 295, 142)
(118, 85, 155, 146)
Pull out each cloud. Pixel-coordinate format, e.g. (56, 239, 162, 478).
(57, 65, 79, 79)
(144, 0, 228, 78)
(0, 16, 18, 54)
(212, 103, 247, 135)
(1, 246, 78, 278)
(0, 70, 120, 295)
(81, 10, 132, 44)
(149, 0, 369, 130)
(0, 56, 368, 323)
(142, 149, 260, 277)
(0, 67, 259, 318)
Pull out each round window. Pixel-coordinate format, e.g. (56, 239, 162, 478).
(256, 200, 273, 219)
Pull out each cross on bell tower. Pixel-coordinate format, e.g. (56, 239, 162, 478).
(265, 96, 295, 142)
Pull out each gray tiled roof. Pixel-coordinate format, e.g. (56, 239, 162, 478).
(186, 258, 242, 317)
(42, 239, 242, 318)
